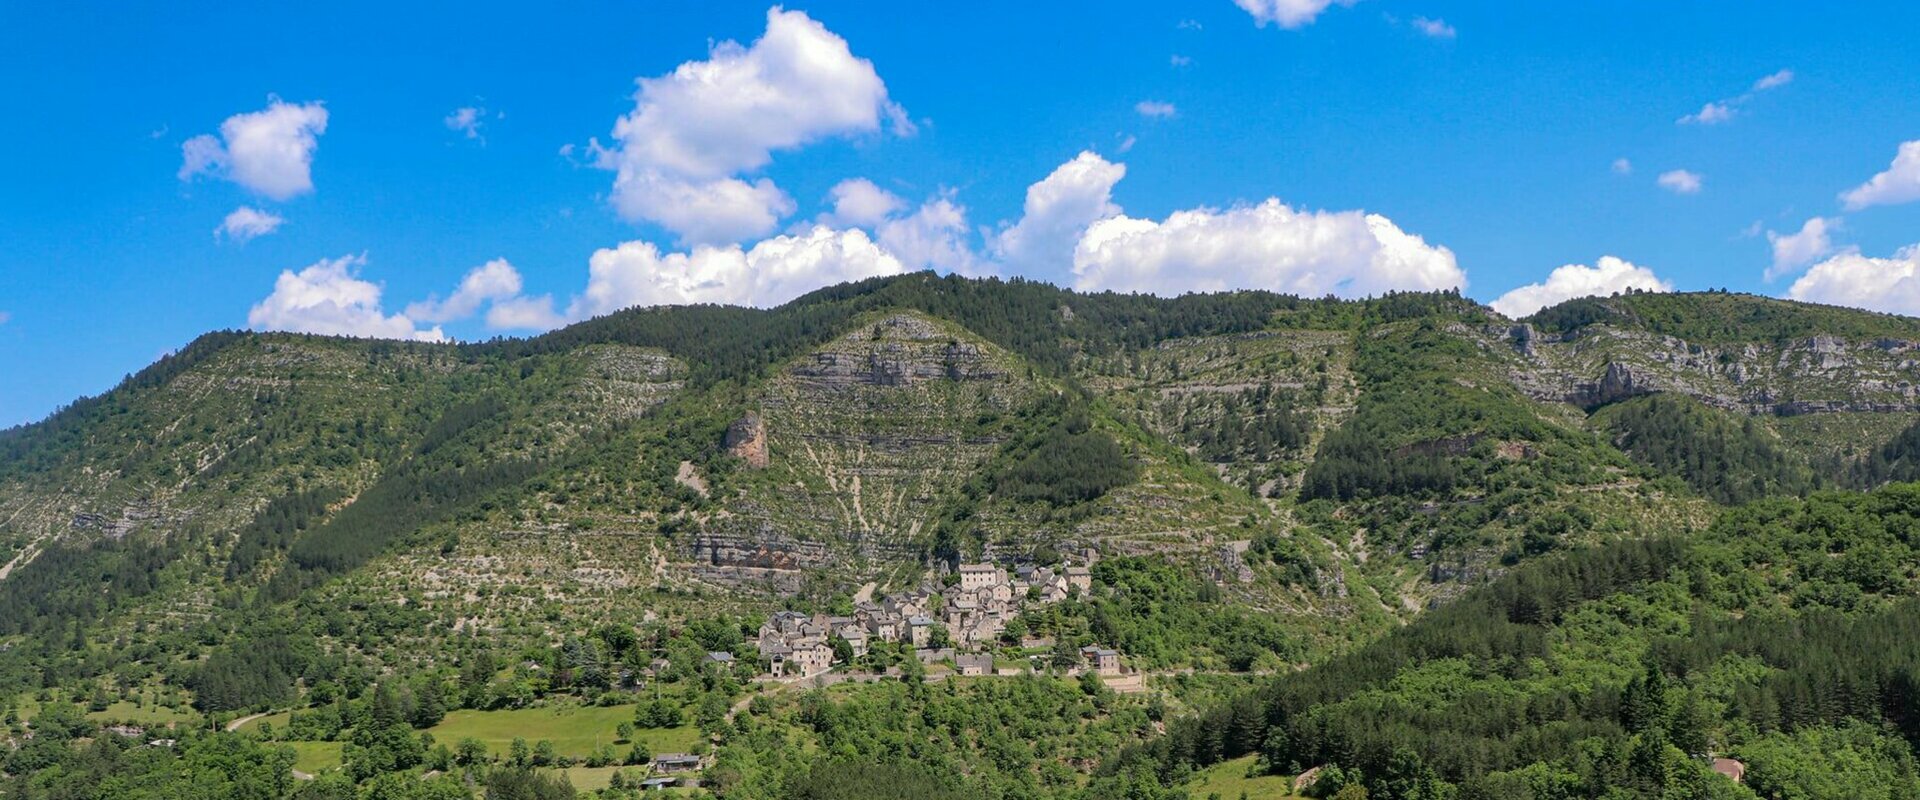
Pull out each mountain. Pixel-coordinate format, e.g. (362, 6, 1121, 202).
(6, 274, 1920, 798)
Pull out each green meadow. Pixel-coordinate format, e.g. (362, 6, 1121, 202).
(426, 703, 704, 760)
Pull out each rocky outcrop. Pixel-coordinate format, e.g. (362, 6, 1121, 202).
(1500, 324, 1920, 414)
(568, 345, 685, 420)
(674, 461, 710, 496)
(725, 413, 770, 468)
(1392, 434, 1485, 458)
(788, 314, 1007, 388)
(687, 528, 832, 571)
(1567, 361, 1654, 408)
(1509, 324, 1537, 358)
(70, 500, 175, 539)
(682, 526, 922, 591)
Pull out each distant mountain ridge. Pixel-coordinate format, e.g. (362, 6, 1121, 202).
(5, 274, 1920, 699)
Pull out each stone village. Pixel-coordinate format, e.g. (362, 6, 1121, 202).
(738, 559, 1125, 681)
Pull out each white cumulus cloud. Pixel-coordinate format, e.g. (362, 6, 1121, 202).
(1677, 69, 1792, 126)
(247, 255, 445, 342)
(820, 178, 904, 228)
(445, 106, 486, 140)
(1765, 217, 1839, 282)
(485, 295, 567, 331)
(1233, 0, 1353, 29)
(1411, 17, 1456, 38)
(1611, 158, 1633, 175)
(1658, 169, 1703, 194)
(992, 151, 1127, 276)
(1135, 100, 1177, 119)
(1071, 199, 1463, 298)
(877, 196, 989, 276)
(1841, 140, 1920, 211)
(1786, 244, 1920, 316)
(404, 258, 527, 323)
(612, 173, 796, 248)
(598, 8, 908, 245)
(215, 206, 285, 243)
(567, 226, 905, 318)
(179, 98, 329, 200)
(1753, 69, 1795, 91)
(1678, 102, 1735, 126)
(1488, 256, 1672, 318)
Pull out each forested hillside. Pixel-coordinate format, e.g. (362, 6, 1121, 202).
(6, 275, 1920, 798)
(1103, 483, 1920, 800)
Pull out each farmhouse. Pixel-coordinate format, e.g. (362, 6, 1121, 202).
(653, 753, 703, 773)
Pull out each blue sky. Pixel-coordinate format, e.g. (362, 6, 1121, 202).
(5, 1, 1920, 427)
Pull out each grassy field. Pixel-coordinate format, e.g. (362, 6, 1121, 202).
(1184, 754, 1300, 799)
(13, 691, 199, 728)
(232, 710, 292, 734)
(283, 741, 345, 774)
(84, 700, 199, 727)
(425, 703, 703, 760)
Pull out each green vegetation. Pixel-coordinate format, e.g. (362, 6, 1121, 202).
(287, 740, 346, 774)
(1100, 483, 1920, 799)
(1184, 385, 1310, 465)
(988, 399, 1138, 508)
(426, 704, 701, 760)
(10, 276, 1920, 798)
(1595, 393, 1817, 504)
(1017, 556, 1303, 670)
(1526, 289, 1920, 344)
(1183, 754, 1300, 799)
(783, 760, 968, 800)
(1, 704, 313, 799)
(492, 272, 1362, 388)
(1852, 415, 1920, 488)
(1302, 319, 1616, 502)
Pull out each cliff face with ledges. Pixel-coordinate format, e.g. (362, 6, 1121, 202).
(1497, 324, 1920, 414)
(688, 312, 1047, 578)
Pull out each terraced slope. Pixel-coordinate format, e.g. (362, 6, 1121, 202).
(6, 280, 1920, 706)
(694, 312, 1049, 582)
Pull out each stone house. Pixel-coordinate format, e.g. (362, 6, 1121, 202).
(908, 615, 936, 648)
(864, 614, 901, 642)
(789, 641, 833, 677)
(945, 598, 978, 630)
(955, 652, 994, 676)
(841, 629, 869, 658)
(883, 593, 928, 619)
(1081, 646, 1121, 675)
(957, 563, 1005, 592)
(761, 642, 795, 677)
(770, 610, 809, 635)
